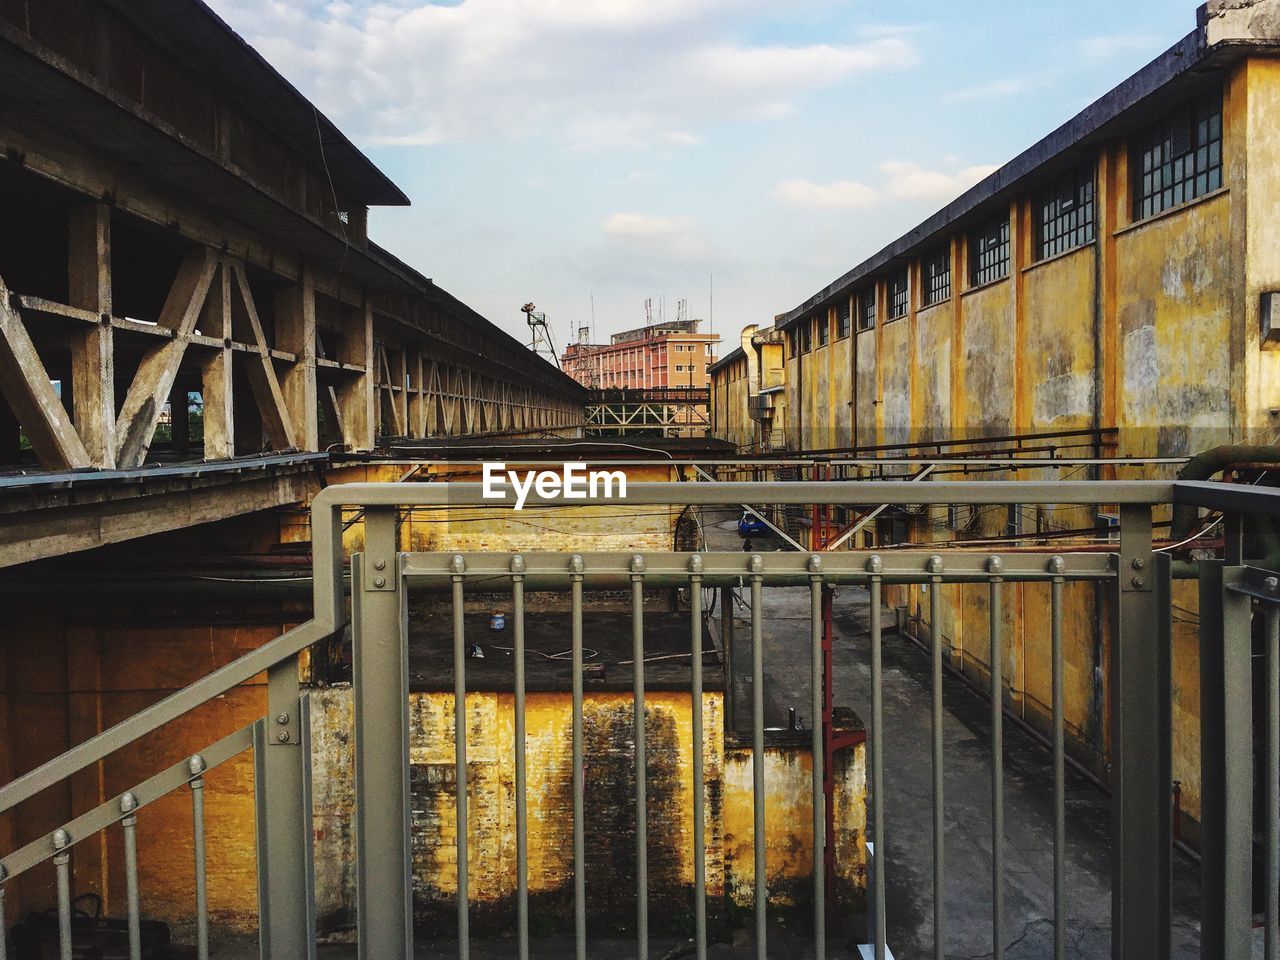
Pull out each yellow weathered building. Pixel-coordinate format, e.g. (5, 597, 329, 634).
(708, 0, 1280, 841)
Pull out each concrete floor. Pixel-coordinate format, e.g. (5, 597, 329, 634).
(705, 511, 1205, 960)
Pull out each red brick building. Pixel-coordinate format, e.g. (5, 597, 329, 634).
(561, 319, 719, 390)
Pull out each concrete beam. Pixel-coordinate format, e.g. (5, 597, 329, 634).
(0, 468, 322, 569)
(67, 201, 116, 467)
(0, 275, 91, 471)
(230, 264, 298, 451)
(114, 249, 218, 468)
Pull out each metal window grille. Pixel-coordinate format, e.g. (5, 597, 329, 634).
(800, 322, 812, 353)
(923, 249, 951, 306)
(888, 271, 909, 320)
(817, 313, 829, 347)
(1036, 166, 1096, 260)
(858, 289, 876, 331)
(970, 215, 1010, 286)
(1133, 88, 1222, 221)
(836, 300, 851, 338)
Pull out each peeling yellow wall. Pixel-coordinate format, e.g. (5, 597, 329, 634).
(722, 740, 866, 908)
(310, 690, 865, 934)
(707, 57, 1280, 836)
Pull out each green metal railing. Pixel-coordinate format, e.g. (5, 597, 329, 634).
(0, 479, 1275, 960)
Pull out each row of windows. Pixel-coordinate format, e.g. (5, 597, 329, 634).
(786, 86, 1224, 356)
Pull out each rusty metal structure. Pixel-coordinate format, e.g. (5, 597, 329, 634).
(0, 0, 585, 477)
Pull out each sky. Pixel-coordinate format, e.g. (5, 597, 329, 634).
(204, 0, 1193, 352)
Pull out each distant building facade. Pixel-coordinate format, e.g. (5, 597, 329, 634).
(562, 319, 719, 391)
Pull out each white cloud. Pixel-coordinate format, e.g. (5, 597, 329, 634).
(1078, 34, 1163, 60)
(205, 0, 919, 151)
(773, 178, 878, 209)
(773, 162, 996, 211)
(880, 161, 998, 201)
(944, 77, 1036, 103)
(602, 213, 694, 237)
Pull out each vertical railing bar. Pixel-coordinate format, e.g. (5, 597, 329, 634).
(631, 555, 649, 960)
(869, 558, 886, 960)
(512, 557, 530, 960)
(1050, 560, 1066, 960)
(808, 557, 825, 960)
(749, 553, 766, 960)
(689, 558, 708, 960)
(121, 793, 142, 960)
(53, 829, 71, 960)
(571, 555, 587, 960)
(1268, 602, 1279, 960)
(927, 556, 945, 960)
(191, 758, 209, 960)
(988, 557, 1004, 960)
(451, 556, 470, 960)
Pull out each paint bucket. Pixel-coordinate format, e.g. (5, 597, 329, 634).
(490, 611, 506, 631)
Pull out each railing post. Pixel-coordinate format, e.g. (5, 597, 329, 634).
(1112, 505, 1170, 960)
(352, 508, 411, 960)
(1198, 560, 1253, 960)
(255, 653, 316, 959)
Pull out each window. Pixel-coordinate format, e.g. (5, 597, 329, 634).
(835, 299, 851, 338)
(857, 288, 876, 332)
(817, 313, 828, 346)
(923, 248, 951, 306)
(788, 329, 798, 357)
(888, 270, 909, 320)
(970, 214, 1010, 286)
(1036, 166, 1095, 260)
(800, 322, 812, 353)
(1133, 88, 1222, 221)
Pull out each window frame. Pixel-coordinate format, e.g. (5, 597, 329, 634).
(887, 270, 910, 320)
(817, 312, 829, 347)
(1035, 165, 1096, 261)
(1132, 87, 1223, 222)
(835, 299, 851, 339)
(856, 287, 876, 332)
(922, 248, 951, 307)
(969, 214, 1011, 287)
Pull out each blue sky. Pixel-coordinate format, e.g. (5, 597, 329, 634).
(206, 0, 1191, 351)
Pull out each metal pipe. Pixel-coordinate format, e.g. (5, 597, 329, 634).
(869, 563, 886, 960)
(191, 761, 209, 960)
(631, 555, 649, 960)
(121, 793, 142, 960)
(689, 558, 707, 960)
(750, 556, 766, 960)
(989, 561, 1005, 960)
(928, 557, 945, 960)
(1051, 564, 1066, 960)
(809, 557, 825, 960)
(571, 557, 586, 960)
(452, 559, 470, 960)
(1268, 604, 1279, 960)
(53, 829, 71, 960)
(512, 557, 530, 960)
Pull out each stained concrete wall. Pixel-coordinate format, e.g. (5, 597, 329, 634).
(309, 689, 866, 938)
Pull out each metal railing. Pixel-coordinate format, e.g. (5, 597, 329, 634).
(0, 478, 1276, 960)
